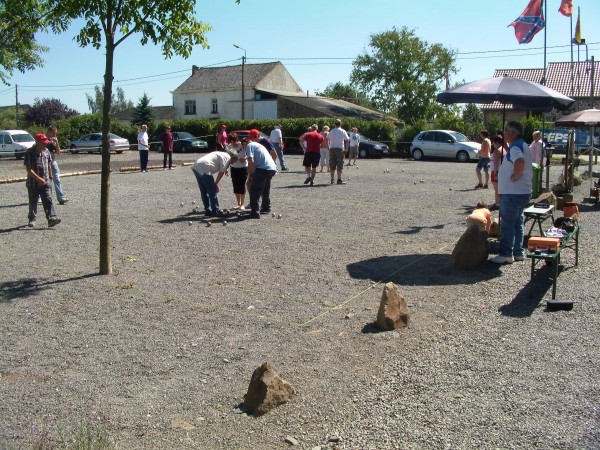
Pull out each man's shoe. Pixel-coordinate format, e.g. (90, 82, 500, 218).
(489, 204, 499, 211)
(310, 179, 314, 186)
(281, 168, 289, 171)
(514, 255, 526, 262)
(330, 179, 335, 184)
(260, 208, 271, 214)
(337, 179, 346, 185)
(59, 198, 69, 205)
(489, 255, 514, 264)
(48, 217, 61, 227)
(249, 211, 260, 219)
(304, 177, 312, 184)
(27, 220, 35, 227)
(483, 184, 489, 189)
(474, 183, 483, 189)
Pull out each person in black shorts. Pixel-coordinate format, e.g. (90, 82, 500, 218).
(299, 124, 324, 186)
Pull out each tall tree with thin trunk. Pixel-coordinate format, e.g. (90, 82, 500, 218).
(45, 0, 224, 274)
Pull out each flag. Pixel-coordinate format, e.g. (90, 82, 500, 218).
(574, 7, 582, 43)
(559, 0, 573, 17)
(445, 71, 450, 91)
(509, 0, 545, 44)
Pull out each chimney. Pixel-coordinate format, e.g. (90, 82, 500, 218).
(192, 65, 200, 76)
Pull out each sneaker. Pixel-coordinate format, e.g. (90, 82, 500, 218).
(260, 208, 271, 214)
(249, 211, 260, 219)
(514, 255, 526, 262)
(337, 179, 346, 185)
(27, 220, 35, 227)
(58, 198, 69, 205)
(489, 255, 514, 264)
(310, 179, 314, 186)
(239, 205, 246, 211)
(304, 177, 312, 185)
(483, 184, 489, 189)
(281, 168, 289, 171)
(489, 204, 499, 211)
(331, 179, 335, 185)
(474, 184, 483, 189)
(48, 217, 61, 227)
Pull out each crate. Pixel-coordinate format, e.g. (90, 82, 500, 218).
(527, 237, 561, 253)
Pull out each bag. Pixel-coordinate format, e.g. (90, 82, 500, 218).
(554, 216, 576, 233)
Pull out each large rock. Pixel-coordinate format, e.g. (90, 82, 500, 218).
(452, 225, 489, 269)
(243, 362, 295, 416)
(376, 282, 409, 331)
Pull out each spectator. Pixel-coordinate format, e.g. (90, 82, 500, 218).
(137, 124, 150, 172)
(530, 130, 543, 166)
(246, 129, 277, 219)
(299, 124, 324, 186)
(474, 130, 491, 189)
(269, 124, 288, 171)
(328, 119, 349, 185)
(46, 125, 68, 204)
(489, 135, 505, 210)
(319, 125, 330, 173)
(24, 133, 61, 228)
(227, 133, 248, 210)
(161, 126, 174, 170)
(216, 124, 228, 150)
(347, 127, 360, 166)
(490, 121, 532, 264)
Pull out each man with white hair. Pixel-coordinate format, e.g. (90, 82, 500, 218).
(246, 129, 278, 219)
(269, 124, 288, 171)
(328, 119, 349, 185)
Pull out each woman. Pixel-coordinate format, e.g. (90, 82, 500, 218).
(227, 133, 248, 209)
(489, 134, 506, 210)
(319, 125, 330, 173)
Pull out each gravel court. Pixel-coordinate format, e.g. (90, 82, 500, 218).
(1, 153, 600, 448)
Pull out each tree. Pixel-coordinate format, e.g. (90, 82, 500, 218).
(46, 0, 216, 275)
(24, 97, 79, 126)
(350, 27, 456, 123)
(86, 85, 134, 114)
(131, 93, 155, 126)
(316, 82, 372, 108)
(462, 104, 484, 140)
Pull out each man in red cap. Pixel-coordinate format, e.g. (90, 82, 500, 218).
(23, 133, 61, 227)
(246, 129, 277, 218)
(216, 124, 228, 150)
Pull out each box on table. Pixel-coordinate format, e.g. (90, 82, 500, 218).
(528, 236, 561, 253)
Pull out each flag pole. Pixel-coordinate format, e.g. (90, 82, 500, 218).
(541, 0, 548, 192)
(570, 11, 574, 96)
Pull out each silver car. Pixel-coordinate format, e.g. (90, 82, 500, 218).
(69, 133, 130, 154)
(410, 130, 480, 162)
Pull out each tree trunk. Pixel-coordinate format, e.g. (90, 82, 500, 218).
(99, 39, 115, 275)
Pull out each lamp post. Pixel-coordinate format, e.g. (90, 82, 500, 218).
(233, 44, 246, 120)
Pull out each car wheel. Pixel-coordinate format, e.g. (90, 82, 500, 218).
(456, 151, 469, 163)
(359, 148, 368, 159)
(412, 148, 424, 161)
(184, 144, 191, 153)
(116, 150, 123, 154)
(157, 144, 163, 153)
(16, 154, 24, 160)
(70, 145, 79, 154)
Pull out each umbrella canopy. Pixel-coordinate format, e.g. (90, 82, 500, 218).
(555, 109, 600, 127)
(436, 76, 575, 112)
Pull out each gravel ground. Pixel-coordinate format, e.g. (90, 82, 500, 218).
(1, 151, 599, 449)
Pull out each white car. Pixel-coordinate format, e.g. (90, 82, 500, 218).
(68, 132, 129, 154)
(410, 130, 480, 162)
(0, 130, 35, 159)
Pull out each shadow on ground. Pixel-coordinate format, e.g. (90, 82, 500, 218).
(347, 253, 503, 286)
(0, 273, 99, 303)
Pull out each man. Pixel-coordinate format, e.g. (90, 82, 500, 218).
(490, 121, 532, 264)
(46, 125, 68, 204)
(24, 133, 61, 228)
(529, 130, 543, 166)
(191, 149, 238, 217)
(269, 124, 288, 171)
(347, 127, 360, 166)
(246, 129, 278, 219)
(161, 126, 174, 170)
(474, 130, 491, 189)
(328, 119, 349, 185)
(137, 124, 150, 172)
(299, 124, 324, 186)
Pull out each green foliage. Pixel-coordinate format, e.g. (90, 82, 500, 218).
(350, 26, 456, 123)
(315, 82, 373, 108)
(521, 115, 544, 142)
(0, 106, 25, 129)
(400, 119, 429, 142)
(24, 97, 79, 127)
(131, 93, 155, 126)
(485, 115, 504, 137)
(462, 103, 483, 125)
(86, 86, 134, 114)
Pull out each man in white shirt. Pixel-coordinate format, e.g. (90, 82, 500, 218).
(137, 124, 150, 172)
(191, 149, 237, 217)
(328, 119, 349, 185)
(269, 124, 288, 171)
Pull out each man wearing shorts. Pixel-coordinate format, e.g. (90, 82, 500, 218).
(347, 127, 360, 166)
(328, 119, 349, 185)
(475, 130, 491, 189)
(299, 124, 324, 186)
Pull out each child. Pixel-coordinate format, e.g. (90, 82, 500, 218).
(466, 201, 492, 233)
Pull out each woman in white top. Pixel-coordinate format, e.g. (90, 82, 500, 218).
(319, 126, 330, 173)
(227, 133, 248, 209)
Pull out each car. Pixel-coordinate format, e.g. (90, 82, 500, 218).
(0, 130, 35, 159)
(69, 133, 129, 154)
(229, 130, 270, 142)
(410, 130, 480, 162)
(151, 131, 208, 153)
(357, 136, 390, 158)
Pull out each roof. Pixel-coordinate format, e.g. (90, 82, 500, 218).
(174, 62, 297, 93)
(111, 106, 175, 121)
(279, 95, 397, 121)
(483, 61, 600, 110)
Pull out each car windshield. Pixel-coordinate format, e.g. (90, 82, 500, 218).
(448, 131, 469, 142)
(177, 132, 194, 139)
(13, 133, 34, 143)
(108, 133, 121, 139)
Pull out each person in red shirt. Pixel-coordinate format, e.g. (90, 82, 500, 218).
(216, 124, 228, 150)
(299, 124, 324, 186)
(161, 126, 174, 170)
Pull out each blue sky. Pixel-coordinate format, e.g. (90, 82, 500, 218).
(1, 0, 598, 113)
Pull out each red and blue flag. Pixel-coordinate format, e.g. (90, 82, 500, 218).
(509, 0, 545, 44)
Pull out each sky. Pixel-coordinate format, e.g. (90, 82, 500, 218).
(1, 0, 599, 114)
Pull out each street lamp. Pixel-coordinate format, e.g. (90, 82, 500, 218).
(233, 44, 246, 120)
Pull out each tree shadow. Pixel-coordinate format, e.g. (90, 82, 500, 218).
(0, 202, 28, 209)
(394, 223, 451, 235)
(0, 273, 100, 304)
(0, 225, 31, 234)
(347, 253, 502, 286)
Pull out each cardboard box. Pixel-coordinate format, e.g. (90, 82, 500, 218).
(528, 237, 561, 253)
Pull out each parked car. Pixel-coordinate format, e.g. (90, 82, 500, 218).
(410, 130, 480, 162)
(68, 133, 129, 154)
(0, 129, 35, 159)
(357, 136, 390, 158)
(229, 130, 270, 142)
(151, 131, 208, 153)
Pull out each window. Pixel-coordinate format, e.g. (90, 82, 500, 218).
(211, 98, 218, 114)
(185, 100, 196, 115)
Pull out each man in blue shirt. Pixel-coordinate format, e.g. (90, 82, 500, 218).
(246, 129, 277, 219)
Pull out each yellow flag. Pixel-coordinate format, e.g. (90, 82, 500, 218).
(575, 7, 582, 43)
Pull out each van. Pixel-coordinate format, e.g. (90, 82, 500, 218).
(0, 130, 35, 159)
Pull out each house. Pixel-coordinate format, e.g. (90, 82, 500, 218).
(482, 61, 600, 123)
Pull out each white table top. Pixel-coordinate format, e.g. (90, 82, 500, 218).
(524, 204, 555, 215)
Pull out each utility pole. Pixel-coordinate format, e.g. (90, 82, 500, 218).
(15, 84, 19, 128)
(233, 44, 246, 120)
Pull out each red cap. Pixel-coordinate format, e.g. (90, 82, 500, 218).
(35, 133, 51, 144)
(220, 124, 227, 129)
(248, 129, 260, 139)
